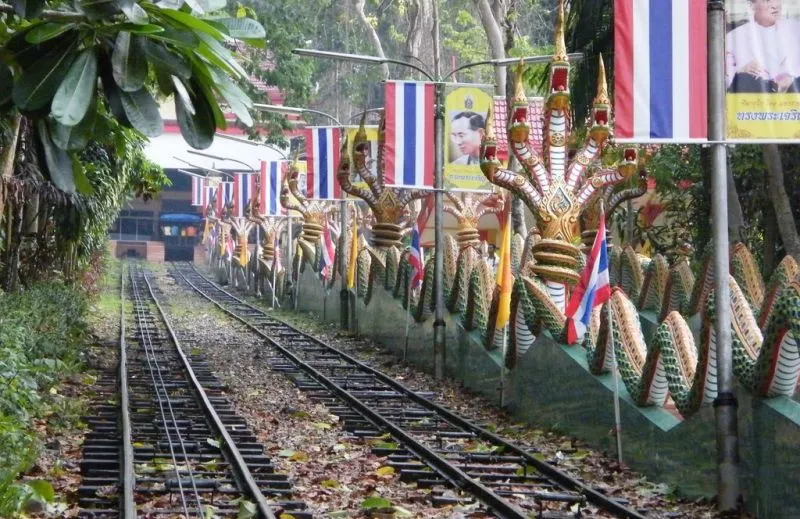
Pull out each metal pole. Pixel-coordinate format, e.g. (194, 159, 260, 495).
(432, 82, 446, 381)
(708, 0, 739, 512)
(340, 199, 349, 329)
(255, 225, 261, 295)
(403, 274, 412, 361)
(272, 258, 278, 308)
(606, 198, 623, 464)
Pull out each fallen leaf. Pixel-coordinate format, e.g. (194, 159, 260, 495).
(376, 466, 395, 476)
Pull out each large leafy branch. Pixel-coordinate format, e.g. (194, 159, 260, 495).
(0, 0, 264, 194)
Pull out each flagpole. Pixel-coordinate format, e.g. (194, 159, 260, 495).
(500, 324, 508, 407)
(403, 272, 412, 361)
(499, 204, 511, 408)
(272, 257, 278, 308)
(602, 198, 623, 464)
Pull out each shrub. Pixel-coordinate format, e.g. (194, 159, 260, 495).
(0, 281, 88, 515)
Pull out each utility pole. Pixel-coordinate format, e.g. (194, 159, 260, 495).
(433, 83, 446, 381)
(707, 0, 740, 513)
(432, 0, 446, 381)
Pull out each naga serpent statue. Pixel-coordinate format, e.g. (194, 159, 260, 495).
(593, 242, 800, 417)
(337, 116, 429, 285)
(479, 1, 639, 363)
(279, 161, 330, 271)
(475, 1, 800, 415)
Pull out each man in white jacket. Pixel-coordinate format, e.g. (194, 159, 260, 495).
(726, 0, 800, 93)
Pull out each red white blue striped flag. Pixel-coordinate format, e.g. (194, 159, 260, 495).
(216, 181, 234, 216)
(191, 177, 204, 206)
(565, 210, 611, 345)
(385, 80, 435, 188)
(260, 160, 286, 216)
(614, 0, 707, 142)
(304, 127, 342, 200)
(233, 173, 257, 218)
(408, 222, 423, 289)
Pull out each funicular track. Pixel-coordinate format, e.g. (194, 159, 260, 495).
(79, 262, 310, 519)
(169, 262, 648, 519)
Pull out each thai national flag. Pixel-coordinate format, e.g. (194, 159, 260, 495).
(202, 183, 215, 217)
(565, 211, 611, 345)
(304, 127, 341, 200)
(384, 80, 435, 188)
(191, 177, 203, 206)
(233, 173, 257, 218)
(408, 223, 423, 289)
(216, 182, 234, 216)
(260, 161, 286, 216)
(614, 0, 707, 142)
(319, 222, 335, 280)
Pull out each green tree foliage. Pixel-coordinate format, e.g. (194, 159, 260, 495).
(0, 0, 264, 288)
(1, 0, 265, 190)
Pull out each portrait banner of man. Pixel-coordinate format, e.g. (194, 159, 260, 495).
(726, 0, 800, 139)
(343, 125, 379, 200)
(444, 85, 494, 190)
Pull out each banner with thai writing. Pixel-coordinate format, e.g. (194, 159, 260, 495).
(443, 84, 494, 189)
(725, 0, 800, 140)
(343, 125, 379, 200)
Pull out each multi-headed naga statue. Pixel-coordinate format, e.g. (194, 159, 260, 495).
(279, 161, 330, 270)
(337, 118, 429, 271)
(480, 15, 637, 313)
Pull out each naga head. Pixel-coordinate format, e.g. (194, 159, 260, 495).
(589, 54, 611, 145)
(547, 0, 570, 111)
(247, 182, 261, 220)
(509, 63, 531, 143)
(619, 147, 639, 179)
(480, 106, 502, 181)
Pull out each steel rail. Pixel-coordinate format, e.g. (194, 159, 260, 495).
(139, 268, 278, 519)
(179, 263, 648, 519)
(174, 265, 529, 518)
(119, 263, 136, 518)
(129, 266, 200, 516)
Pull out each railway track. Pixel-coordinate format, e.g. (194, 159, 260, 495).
(169, 262, 649, 519)
(78, 262, 310, 518)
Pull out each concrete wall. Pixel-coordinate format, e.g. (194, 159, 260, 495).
(292, 269, 800, 518)
(109, 240, 165, 262)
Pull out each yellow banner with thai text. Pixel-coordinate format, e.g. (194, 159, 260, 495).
(726, 94, 800, 140)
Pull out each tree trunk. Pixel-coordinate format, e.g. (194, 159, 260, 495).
(762, 198, 778, 279)
(431, 0, 441, 77)
(763, 143, 800, 260)
(355, 0, 390, 80)
(725, 149, 745, 243)
(474, 0, 506, 93)
(405, 0, 435, 74)
(0, 114, 22, 224)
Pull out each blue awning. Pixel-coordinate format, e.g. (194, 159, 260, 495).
(159, 213, 202, 223)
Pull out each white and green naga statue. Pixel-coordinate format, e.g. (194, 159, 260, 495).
(479, 0, 637, 348)
(279, 161, 330, 272)
(336, 118, 429, 295)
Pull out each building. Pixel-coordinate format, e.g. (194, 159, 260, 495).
(108, 99, 288, 261)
